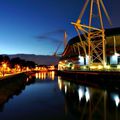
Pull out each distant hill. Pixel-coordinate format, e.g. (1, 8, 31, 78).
(8, 54, 60, 65)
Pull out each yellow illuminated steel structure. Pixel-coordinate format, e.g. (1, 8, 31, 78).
(71, 0, 112, 68)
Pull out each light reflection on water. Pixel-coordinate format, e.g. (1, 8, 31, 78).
(35, 71, 55, 80)
(0, 72, 120, 120)
(58, 76, 120, 120)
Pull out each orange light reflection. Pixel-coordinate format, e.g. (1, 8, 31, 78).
(35, 71, 55, 80)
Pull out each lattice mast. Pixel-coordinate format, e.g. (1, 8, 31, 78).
(72, 0, 112, 68)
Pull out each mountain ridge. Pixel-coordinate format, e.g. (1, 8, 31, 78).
(8, 54, 60, 65)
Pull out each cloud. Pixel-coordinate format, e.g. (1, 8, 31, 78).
(35, 29, 66, 43)
(36, 36, 61, 43)
(42, 29, 65, 36)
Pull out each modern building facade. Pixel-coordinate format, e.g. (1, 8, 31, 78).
(58, 27, 120, 71)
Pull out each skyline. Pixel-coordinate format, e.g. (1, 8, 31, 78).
(0, 0, 120, 55)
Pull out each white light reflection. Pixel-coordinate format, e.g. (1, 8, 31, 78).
(78, 87, 90, 102)
(113, 94, 120, 107)
(65, 85, 67, 94)
(58, 77, 62, 90)
(26, 78, 29, 82)
(85, 88, 90, 102)
(78, 87, 84, 101)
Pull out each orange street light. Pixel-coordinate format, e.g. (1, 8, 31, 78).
(2, 63, 7, 68)
(2, 62, 7, 76)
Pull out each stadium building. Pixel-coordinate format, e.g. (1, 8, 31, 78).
(58, 27, 120, 71)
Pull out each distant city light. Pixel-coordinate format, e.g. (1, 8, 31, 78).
(85, 55, 89, 65)
(110, 54, 118, 65)
(2, 63, 7, 68)
(79, 55, 84, 65)
(105, 65, 110, 69)
(117, 65, 120, 69)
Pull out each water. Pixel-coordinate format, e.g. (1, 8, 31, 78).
(0, 71, 120, 120)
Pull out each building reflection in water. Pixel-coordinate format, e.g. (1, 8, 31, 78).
(35, 71, 55, 80)
(0, 75, 27, 112)
(58, 76, 120, 120)
(0, 71, 55, 112)
(0, 74, 36, 112)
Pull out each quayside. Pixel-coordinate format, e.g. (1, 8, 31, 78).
(57, 70, 120, 90)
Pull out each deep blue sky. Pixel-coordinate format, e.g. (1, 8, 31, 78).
(0, 0, 119, 55)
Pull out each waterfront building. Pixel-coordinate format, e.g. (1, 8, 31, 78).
(58, 27, 120, 71)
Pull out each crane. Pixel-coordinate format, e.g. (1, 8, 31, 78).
(36, 30, 67, 57)
(53, 32, 68, 57)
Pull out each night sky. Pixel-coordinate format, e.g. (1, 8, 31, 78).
(0, 0, 120, 55)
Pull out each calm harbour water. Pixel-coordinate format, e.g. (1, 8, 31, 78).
(0, 71, 120, 120)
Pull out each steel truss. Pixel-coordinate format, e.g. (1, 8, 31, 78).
(71, 0, 112, 68)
